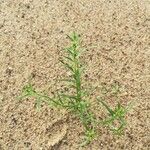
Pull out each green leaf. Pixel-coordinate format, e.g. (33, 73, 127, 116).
(64, 47, 74, 55)
(64, 56, 74, 62)
(98, 99, 114, 116)
(59, 60, 74, 72)
(35, 97, 42, 111)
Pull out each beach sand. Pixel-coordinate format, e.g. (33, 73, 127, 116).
(0, 0, 150, 149)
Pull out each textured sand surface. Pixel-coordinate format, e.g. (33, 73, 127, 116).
(0, 0, 150, 149)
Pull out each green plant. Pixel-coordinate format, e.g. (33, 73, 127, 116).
(18, 32, 96, 145)
(58, 32, 97, 145)
(18, 32, 130, 145)
(18, 83, 60, 110)
(97, 98, 131, 135)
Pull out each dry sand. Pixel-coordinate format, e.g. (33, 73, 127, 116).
(0, 0, 150, 149)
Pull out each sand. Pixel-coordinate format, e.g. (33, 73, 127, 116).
(0, 0, 150, 149)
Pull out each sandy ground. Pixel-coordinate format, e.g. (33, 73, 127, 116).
(0, 0, 150, 149)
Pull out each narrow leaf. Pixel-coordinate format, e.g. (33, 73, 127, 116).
(59, 60, 74, 72)
(98, 99, 114, 116)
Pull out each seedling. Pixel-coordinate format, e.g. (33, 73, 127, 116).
(18, 32, 96, 145)
(18, 32, 130, 145)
